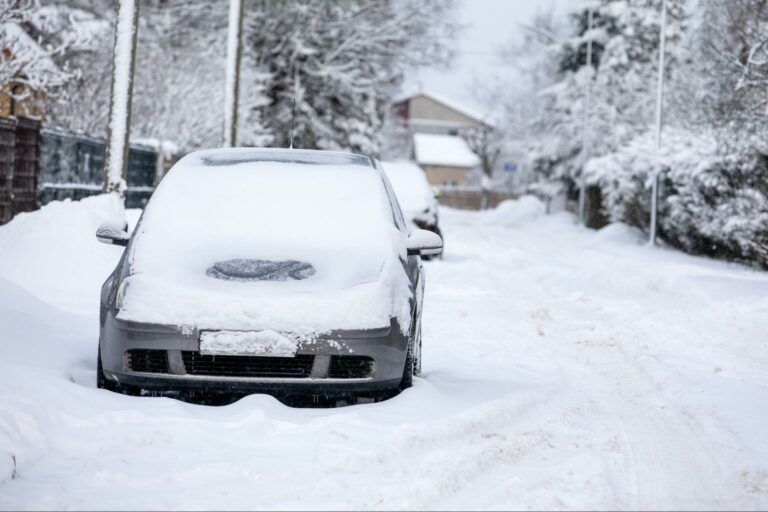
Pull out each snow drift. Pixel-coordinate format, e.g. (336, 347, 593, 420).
(484, 195, 546, 227)
(0, 194, 127, 314)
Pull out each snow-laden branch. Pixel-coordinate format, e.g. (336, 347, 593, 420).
(0, 1, 76, 99)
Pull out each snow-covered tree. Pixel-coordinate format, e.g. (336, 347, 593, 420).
(131, 0, 240, 149)
(39, 1, 113, 132)
(244, 0, 457, 155)
(1, 0, 77, 115)
(528, 0, 685, 185)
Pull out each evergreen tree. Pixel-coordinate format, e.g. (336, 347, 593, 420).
(531, 0, 685, 183)
(243, 0, 456, 155)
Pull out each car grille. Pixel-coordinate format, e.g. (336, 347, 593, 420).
(126, 349, 169, 374)
(124, 351, 375, 379)
(182, 352, 315, 378)
(329, 356, 375, 379)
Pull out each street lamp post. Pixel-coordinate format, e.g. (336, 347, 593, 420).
(650, 0, 668, 245)
(104, 0, 140, 197)
(578, 5, 594, 225)
(223, 0, 244, 147)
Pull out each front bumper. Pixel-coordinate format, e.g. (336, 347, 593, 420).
(99, 311, 409, 394)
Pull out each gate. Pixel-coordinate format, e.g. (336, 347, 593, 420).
(1, 115, 175, 225)
(38, 128, 160, 209)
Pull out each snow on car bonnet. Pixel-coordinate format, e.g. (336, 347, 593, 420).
(118, 148, 411, 335)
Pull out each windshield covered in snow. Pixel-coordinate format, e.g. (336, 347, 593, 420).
(117, 149, 411, 332)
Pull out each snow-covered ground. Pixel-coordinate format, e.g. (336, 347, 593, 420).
(0, 196, 766, 510)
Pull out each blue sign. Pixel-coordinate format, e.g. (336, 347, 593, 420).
(503, 162, 518, 173)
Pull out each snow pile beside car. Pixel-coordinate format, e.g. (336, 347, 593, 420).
(0, 194, 126, 314)
(119, 149, 412, 334)
(484, 195, 546, 227)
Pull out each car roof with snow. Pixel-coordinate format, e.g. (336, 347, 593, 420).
(188, 147, 375, 169)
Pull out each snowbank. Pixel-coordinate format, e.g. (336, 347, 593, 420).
(0, 194, 127, 314)
(0, 205, 767, 509)
(484, 195, 546, 227)
(593, 223, 646, 245)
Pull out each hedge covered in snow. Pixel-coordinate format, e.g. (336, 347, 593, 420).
(585, 129, 768, 268)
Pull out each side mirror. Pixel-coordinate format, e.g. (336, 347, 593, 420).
(407, 228, 443, 256)
(96, 222, 130, 247)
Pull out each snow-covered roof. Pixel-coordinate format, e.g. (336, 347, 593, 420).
(394, 88, 490, 126)
(0, 22, 59, 78)
(413, 133, 480, 169)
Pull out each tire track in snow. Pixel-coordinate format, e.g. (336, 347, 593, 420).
(446, 210, 736, 509)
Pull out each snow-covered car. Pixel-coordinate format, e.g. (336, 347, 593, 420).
(382, 160, 442, 258)
(95, 148, 442, 400)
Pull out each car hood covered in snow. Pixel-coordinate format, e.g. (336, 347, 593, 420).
(116, 148, 412, 335)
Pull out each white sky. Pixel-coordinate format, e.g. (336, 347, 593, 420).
(406, 0, 576, 118)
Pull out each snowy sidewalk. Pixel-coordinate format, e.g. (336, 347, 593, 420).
(0, 197, 766, 510)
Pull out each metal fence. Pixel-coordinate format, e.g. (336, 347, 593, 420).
(0, 116, 40, 224)
(0, 115, 174, 225)
(39, 127, 159, 209)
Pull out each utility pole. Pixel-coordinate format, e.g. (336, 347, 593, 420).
(578, 5, 594, 225)
(104, 0, 140, 197)
(223, 0, 244, 147)
(650, 0, 667, 245)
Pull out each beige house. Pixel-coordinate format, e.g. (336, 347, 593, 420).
(391, 90, 485, 185)
(412, 133, 480, 186)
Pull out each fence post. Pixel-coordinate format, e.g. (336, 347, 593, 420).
(154, 145, 165, 186)
(12, 117, 41, 217)
(0, 117, 17, 224)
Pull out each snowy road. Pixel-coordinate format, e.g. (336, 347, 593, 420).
(1, 198, 767, 510)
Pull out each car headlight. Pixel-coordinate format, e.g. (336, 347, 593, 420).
(115, 280, 129, 310)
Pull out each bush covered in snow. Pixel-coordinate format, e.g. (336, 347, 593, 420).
(489, 0, 768, 268)
(586, 129, 768, 268)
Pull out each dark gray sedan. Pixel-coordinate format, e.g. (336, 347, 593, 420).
(95, 148, 442, 402)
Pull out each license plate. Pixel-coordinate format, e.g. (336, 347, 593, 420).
(199, 330, 299, 357)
